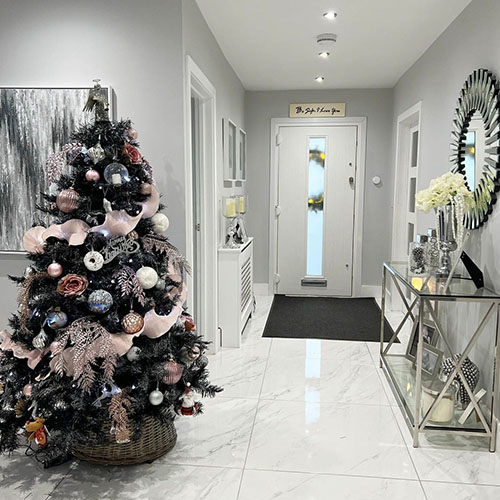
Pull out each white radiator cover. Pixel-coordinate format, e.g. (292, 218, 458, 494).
(218, 237, 254, 347)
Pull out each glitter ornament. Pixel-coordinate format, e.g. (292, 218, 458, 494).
(184, 316, 196, 332)
(88, 141, 105, 164)
(104, 162, 129, 185)
(126, 346, 141, 362)
(32, 331, 48, 349)
(139, 183, 152, 195)
(149, 389, 164, 406)
(128, 230, 139, 240)
(23, 384, 33, 397)
(88, 290, 113, 313)
(46, 310, 68, 329)
(47, 262, 63, 278)
(84, 251, 104, 271)
(136, 266, 159, 289)
(128, 128, 138, 140)
(151, 213, 170, 234)
(85, 169, 101, 182)
(162, 360, 183, 385)
(121, 312, 144, 334)
(56, 188, 80, 213)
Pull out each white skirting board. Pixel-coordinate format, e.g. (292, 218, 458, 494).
(253, 283, 381, 298)
(253, 283, 269, 296)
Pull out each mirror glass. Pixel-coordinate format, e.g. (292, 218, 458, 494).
(463, 112, 486, 190)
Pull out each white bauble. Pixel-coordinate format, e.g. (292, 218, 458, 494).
(84, 251, 104, 271)
(151, 213, 170, 234)
(149, 390, 164, 406)
(126, 346, 141, 362)
(136, 266, 159, 289)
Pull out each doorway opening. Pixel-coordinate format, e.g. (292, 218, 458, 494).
(184, 56, 218, 352)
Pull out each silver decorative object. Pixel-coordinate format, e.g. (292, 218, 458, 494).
(87, 140, 105, 164)
(84, 250, 104, 271)
(88, 289, 113, 313)
(32, 332, 48, 349)
(83, 79, 110, 122)
(101, 236, 140, 263)
(436, 205, 458, 277)
(449, 68, 500, 229)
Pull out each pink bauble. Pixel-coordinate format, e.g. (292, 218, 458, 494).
(23, 384, 33, 397)
(128, 128, 138, 140)
(85, 169, 101, 182)
(47, 262, 63, 278)
(162, 361, 183, 385)
(56, 188, 80, 213)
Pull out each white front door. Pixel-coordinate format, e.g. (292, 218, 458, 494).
(276, 125, 357, 296)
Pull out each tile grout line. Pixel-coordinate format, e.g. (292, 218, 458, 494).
(43, 461, 79, 499)
(236, 300, 274, 500)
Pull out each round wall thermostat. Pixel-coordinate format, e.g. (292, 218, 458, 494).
(372, 176, 381, 185)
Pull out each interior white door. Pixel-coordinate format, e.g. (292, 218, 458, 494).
(277, 125, 357, 296)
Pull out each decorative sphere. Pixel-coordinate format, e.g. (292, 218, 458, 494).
(84, 251, 104, 271)
(47, 262, 63, 278)
(46, 310, 68, 329)
(128, 128, 138, 140)
(162, 361, 183, 385)
(136, 267, 159, 289)
(149, 389, 164, 406)
(151, 213, 170, 234)
(139, 183, 152, 195)
(184, 316, 196, 332)
(127, 230, 139, 240)
(188, 344, 201, 361)
(126, 346, 141, 362)
(56, 188, 80, 213)
(121, 312, 144, 334)
(155, 278, 166, 290)
(23, 384, 33, 397)
(85, 169, 101, 182)
(104, 162, 129, 185)
(88, 290, 113, 313)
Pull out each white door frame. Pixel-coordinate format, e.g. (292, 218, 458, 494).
(268, 117, 367, 297)
(184, 56, 219, 352)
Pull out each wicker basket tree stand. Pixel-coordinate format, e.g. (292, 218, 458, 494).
(72, 416, 177, 466)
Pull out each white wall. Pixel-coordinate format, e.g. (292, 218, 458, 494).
(245, 89, 394, 287)
(182, 0, 246, 245)
(392, 0, 500, 409)
(0, 0, 185, 325)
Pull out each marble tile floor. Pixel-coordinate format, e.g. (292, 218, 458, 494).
(1, 294, 500, 499)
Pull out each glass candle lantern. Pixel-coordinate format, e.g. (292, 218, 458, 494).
(222, 196, 239, 248)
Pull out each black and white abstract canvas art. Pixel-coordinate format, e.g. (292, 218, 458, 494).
(0, 87, 112, 252)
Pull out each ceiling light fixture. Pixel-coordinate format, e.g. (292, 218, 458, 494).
(323, 11, 337, 21)
(318, 51, 330, 58)
(315, 76, 325, 83)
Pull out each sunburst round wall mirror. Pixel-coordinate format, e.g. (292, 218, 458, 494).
(450, 68, 500, 229)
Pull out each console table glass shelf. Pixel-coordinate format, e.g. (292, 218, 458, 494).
(380, 261, 500, 451)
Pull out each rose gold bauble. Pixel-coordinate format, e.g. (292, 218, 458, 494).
(139, 183, 152, 195)
(128, 128, 138, 140)
(162, 361, 183, 385)
(127, 230, 139, 240)
(85, 169, 101, 182)
(56, 188, 80, 213)
(47, 262, 63, 278)
(22, 384, 33, 397)
(121, 312, 144, 334)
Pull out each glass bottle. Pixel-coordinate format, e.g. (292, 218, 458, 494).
(409, 234, 428, 275)
(426, 228, 440, 270)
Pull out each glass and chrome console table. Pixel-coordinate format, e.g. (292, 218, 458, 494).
(380, 262, 500, 451)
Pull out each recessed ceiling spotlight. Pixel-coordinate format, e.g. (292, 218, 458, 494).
(318, 51, 330, 58)
(315, 76, 325, 83)
(323, 11, 337, 21)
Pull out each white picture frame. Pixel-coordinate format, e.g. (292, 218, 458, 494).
(223, 118, 238, 181)
(238, 128, 247, 181)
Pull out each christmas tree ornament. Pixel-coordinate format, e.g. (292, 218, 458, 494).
(128, 230, 139, 240)
(101, 236, 140, 263)
(85, 168, 101, 182)
(46, 310, 68, 329)
(88, 290, 114, 313)
(22, 384, 33, 397)
(126, 346, 141, 362)
(196, 355, 209, 370)
(151, 213, 170, 234)
(123, 143, 142, 164)
(148, 389, 164, 406)
(155, 278, 166, 290)
(57, 274, 88, 296)
(121, 311, 144, 334)
(139, 183, 152, 195)
(32, 331, 48, 349)
(24, 266, 35, 277)
(84, 251, 104, 271)
(188, 344, 201, 361)
(128, 128, 138, 140)
(87, 141, 105, 164)
(104, 162, 129, 185)
(136, 266, 159, 289)
(47, 262, 63, 278)
(56, 188, 80, 213)
(179, 384, 200, 416)
(25, 417, 48, 447)
(162, 360, 183, 385)
(184, 316, 196, 332)
(15, 399, 27, 417)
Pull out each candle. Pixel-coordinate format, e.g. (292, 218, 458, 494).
(411, 277, 423, 291)
(112, 173, 122, 185)
(239, 196, 245, 213)
(225, 198, 236, 217)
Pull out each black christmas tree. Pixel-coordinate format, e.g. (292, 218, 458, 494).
(0, 82, 221, 467)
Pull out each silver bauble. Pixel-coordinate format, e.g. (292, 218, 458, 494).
(32, 332, 48, 349)
(149, 390, 164, 406)
(88, 290, 113, 313)
(126, 346, 141, 362)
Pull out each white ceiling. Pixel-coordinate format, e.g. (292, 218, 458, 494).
(195, 0, 472, 90)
